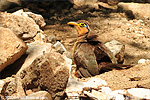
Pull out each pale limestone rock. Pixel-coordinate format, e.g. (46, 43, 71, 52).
(0, 12, 42, 39)
(53, 41, 67, 54)
(33, 32, 46, 43)
(26, 89, 34, 95)
(16, 42, 52, 75)
(19, 91, 52, 100)
(98, 2, 118, 9)
(13, 9, 46, 28)
(66, 77, 84, 99)
(26, 12, 46, 28)
(69, 0, 99, 9)
(1, 76, 25, 98)
(138, 59, 150, 64)
(19, 51, 72, 99)
(0, 27, 27, 72)
(84, 77, 107, 88)
(105, 39, 125, 63)
(99, 87, 112, 93)
(127, 88, 150, 99)
(0, 80, 5, 93)
(47, 34, 56, 43)
(66, 76, 107, 99)
(84, 88, 126, 100)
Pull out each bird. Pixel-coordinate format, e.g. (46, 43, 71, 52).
(67, 20, 132, 78)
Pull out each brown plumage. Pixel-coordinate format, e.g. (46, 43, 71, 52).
(68, 20, 132, 78)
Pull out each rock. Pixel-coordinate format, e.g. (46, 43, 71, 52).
(47, 34, 56, 44)
(127, 88, 150, 99)
(84, 88, 126, 100)
(0, 27, 27, 72)
(25, 12, 46, 28)
(107, 0, 119, 5)
(118, 2, 150, 19)
(63, 51, 73, 59)
(33, 32, 46, 43)
(138, 59, 150, 64)
(13, 9, 46, 28)
(53, 41, 67, 54)
(16, 42, 52, 75)
(1, 76, 25, 98)
(109, 90, 126, 100)
(66, 76, 107, 99)
(84, 77, 107, 88)
(66, 77, 84, 99)
(69, 0, 98, 5)
(19, 91, 52, 100)
(105, 39, 125, 63)
(0, 80, 5, 93)
(19, 51, 72, 99)
(99, 87, 112, 93)
(0, 12, 43, 39)
(98, 2, 118, 9)
(0, 0, 21, 11)
(26, 89, 34, 95)
(69, 0, 99, 10)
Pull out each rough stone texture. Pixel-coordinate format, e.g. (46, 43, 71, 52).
(53, 41, 67, 54)
(0, 12, 42, 39)
(1, 76, 25, 98)
(19, 91, 52, 100)
(98, 2, 118, 9)
(0, 80, 5, 93)
(26, 89, 34, 95)
(0, 27, 27, 72)
(26, 12, 46, 28)
(47, 34, 56, 44)
(127, 88, 150, 99)
(19, 52, 72, 99)
(69, 0, 99, 9)
(69, 0, 98, 5)
(98, 61, 150, 90)
(33, 33, 46, 43)
(17, 42, 52, 75)
(66, 76, 107, 99)
(105, 39, 125, 63)
(85, 89, 125, 100)
(13, 9, 46, 28)
(118, 3, 150, 19)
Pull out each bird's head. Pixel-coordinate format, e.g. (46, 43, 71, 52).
(67, 20, 90, 37)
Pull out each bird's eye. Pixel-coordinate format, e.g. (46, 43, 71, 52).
(79, 23, 86, 27)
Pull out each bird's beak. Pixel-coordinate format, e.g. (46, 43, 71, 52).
(67, 22, 79, 26)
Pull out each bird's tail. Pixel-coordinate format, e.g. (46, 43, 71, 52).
(98, 62, 133, 71)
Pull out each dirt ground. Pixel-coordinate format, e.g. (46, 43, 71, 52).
(43, 9, 150, 90)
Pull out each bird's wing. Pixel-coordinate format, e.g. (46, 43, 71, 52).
(86, 31, 118, 64)
(97, 42, 118, 64)
(74, 42, 99, 77)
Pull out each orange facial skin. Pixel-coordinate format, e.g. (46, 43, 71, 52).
(67, 22, 89, 37)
